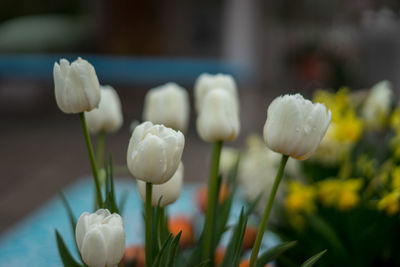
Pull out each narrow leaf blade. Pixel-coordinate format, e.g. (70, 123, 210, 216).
(256, 241, 297, 267)
(55, 230, 82, 267)
(300, 249, 327, 267)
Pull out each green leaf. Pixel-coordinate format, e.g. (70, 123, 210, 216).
(255, 241, 297, 267)
(245, 193, 262, 217)
(55, 230, 82, 267)
(307, 214, 345, 256)
(152, 234, 173, 267)
(166, 231, 182, 267)
(58, 190, 76, 231)
(300, 249, 327, 267)
(215, 192, 234, 244)
(220, 207, 248, 267)
(103, 155, 119, 214)
(193, 260, 210, 267)
(58, 191, 83, 263)
(226, 153, 240, 188)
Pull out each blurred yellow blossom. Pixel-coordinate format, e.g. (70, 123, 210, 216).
(336, 180, 362, 211)
(317, 179, 363, 211)
(318, 179, 341, 206)
(389, 107, 400, 131)
(378, 190, 400, 216)
(312, 88, 363, 165)
(391, 166, 400, 190)
(313, 88, 350, 121)
(355, 155, 377, 179)
(285, 182, 316, 214)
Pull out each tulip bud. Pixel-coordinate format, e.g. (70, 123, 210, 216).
(75, 209, 125, 267)
(263, 94, 331, 160)
(143, 83, 190, 132)
(84, 85, 123, 134)
(196, 89, 240, 142)
(137, 162, 183, 207)
(194, 73, 239, 114)
(362, 80, 393, 129)
(127, 121, 185, 184)
(54, 57, 101, 114)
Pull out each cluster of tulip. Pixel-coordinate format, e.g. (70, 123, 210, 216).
(53, 57, 332, 267)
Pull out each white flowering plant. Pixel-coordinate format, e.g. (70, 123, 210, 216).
(53, 59, 328, 267)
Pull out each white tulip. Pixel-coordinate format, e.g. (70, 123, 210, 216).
(194, 73, 239, 114)
(219, 147, 239, 177)
(362, 80, 393, 129)
(137, 162, 183, 207)
(238, 135, 301, 216)
(75, 209, 125, 267)
(84, 85, 123, 134)
(263, 93, 331, 160)
(127, 121, 185, 184)
(196, 88, 240, 142)
(143, 82, 190, 132)
(54, 57, 101, 114)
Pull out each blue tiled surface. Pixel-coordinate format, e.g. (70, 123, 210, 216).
(0, 55, 247, 84)
(0, 178, 278, 266)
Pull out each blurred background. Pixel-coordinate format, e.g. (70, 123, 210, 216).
(1, 0, 400, 234)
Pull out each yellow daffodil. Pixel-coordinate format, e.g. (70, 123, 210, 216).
(285, 182, 316, 214)
(317, 179, 363, 211)
(378, 190, 400, 216)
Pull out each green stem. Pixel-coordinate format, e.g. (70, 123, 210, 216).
(79, 113, 103, 207)
(96, 130, 105, 169)
(249, 155, 289, 267)
(202, 141, 223, 266)
(145, 182, 153, 267)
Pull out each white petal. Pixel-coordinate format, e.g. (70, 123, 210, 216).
(81, 227, 107, 267)
(75, 212, 89, 251)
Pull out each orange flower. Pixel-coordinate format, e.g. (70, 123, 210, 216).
(242, 225, 258, 251)
(215, 247, 226, 266)
(195, 183, 229, 213)
(121, 244, 145, 267)
(168, 215, 195, 248)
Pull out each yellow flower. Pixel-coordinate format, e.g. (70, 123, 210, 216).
(285, 182, 316, 214)
(318, 179, 341, 206)
(378, 190, 400, 216)
(390, 107, 400, 131)
(313, 88, 350, 121)
(391, 166, 400, 190)
(333, 111, 363, 143)
(312, 88, 363, 165)
(355, 155, 376, 178)
(317, 179, 363, 211)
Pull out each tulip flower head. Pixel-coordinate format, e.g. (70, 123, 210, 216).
(143, 82, 190, 132)
(196, 88, 240, 142)
(84, 85, 123, 134)
(263, 94, 331, 160)
(362, 80, 393, 129)
(137, 162, 184, 207)
(127, 121, 185, 184)
(54, 57, 101, 114)
(194, 73, 239, 114)
(75, 209, 125, 267)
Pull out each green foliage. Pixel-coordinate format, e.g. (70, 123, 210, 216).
(220, 208, 247, 267)
(55, 230, 83, 267)
(255, 241, 297, 267)
(103, 155, 120, 214)
(300, 249, 327, 267)
(152, 232, 182, 267)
